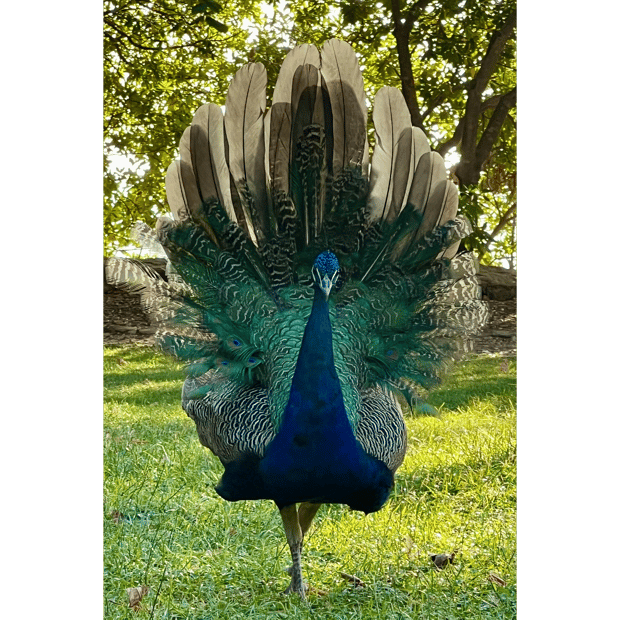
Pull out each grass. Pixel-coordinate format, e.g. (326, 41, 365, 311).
(104, 346, 516, 619)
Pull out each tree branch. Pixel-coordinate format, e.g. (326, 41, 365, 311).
(390, 0, 428, 128)
(481, 93, 503, 112)
(474, 9, 517, 96)
(456, 9, 516, 186)
(436, 117, 464, 157)
(435, 91, 514, 157)
(481, 202, 517, 258)
(475, 86, 516, 169)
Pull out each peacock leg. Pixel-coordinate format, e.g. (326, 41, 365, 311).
(279, 504, 307, 598)
(298, 502, 321, 537)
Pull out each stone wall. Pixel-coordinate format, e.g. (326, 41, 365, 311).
(477, 265, 517, 301)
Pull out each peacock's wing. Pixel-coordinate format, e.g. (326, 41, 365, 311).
(182, 372, 274, 463)
(355, 386, 408, 473)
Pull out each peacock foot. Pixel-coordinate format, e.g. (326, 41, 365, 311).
(283, 579, 308, 598)
(284, 565, 308, 599)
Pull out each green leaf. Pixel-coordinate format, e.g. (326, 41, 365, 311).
(205, 15, 228, 32)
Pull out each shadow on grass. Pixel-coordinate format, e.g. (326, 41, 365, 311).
(427, 375, 516, 412)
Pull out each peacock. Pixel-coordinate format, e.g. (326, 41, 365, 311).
(106, 39, 488, 598)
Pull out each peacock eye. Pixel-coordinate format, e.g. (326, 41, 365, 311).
(248, 357, 256, 364)
(386, 349, 399, 360)
(220, 360, 229, 366)
(232, 339, 241, 347)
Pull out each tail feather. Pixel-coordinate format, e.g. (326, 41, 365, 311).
(266, 103, 292, 198)
(272, 44, 320, 104)
(411, 151, 450, 241)
(165, 159, 192, 223)
(224, 63, 269, 243)
(289, 63, 327, 247)
(189, 104, 236, 223)
(367, 87, 412, 224)
(267, 44, 320, 200)
(390, 127, 431, 224)
(320, 39, 367, 176)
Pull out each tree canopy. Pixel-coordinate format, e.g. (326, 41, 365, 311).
(104, 0, 516, 266)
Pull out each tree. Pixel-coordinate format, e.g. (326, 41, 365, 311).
(104, 0, 265, 254)
(104, 0, 516, 266)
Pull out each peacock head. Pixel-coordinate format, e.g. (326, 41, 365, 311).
(311, 251, 340, 299)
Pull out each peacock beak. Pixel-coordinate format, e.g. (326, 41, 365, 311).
(319, 270, 338, 299)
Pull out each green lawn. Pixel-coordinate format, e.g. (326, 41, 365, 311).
(104, 346, 516, 619)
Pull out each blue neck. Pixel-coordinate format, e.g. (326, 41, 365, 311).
(288, 287, 341, 411)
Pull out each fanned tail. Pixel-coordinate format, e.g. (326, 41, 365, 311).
(289, 62, 327, 247)
(109, 38, 488, 411)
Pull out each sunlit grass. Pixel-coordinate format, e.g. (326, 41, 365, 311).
(104, 346, 516, 619)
